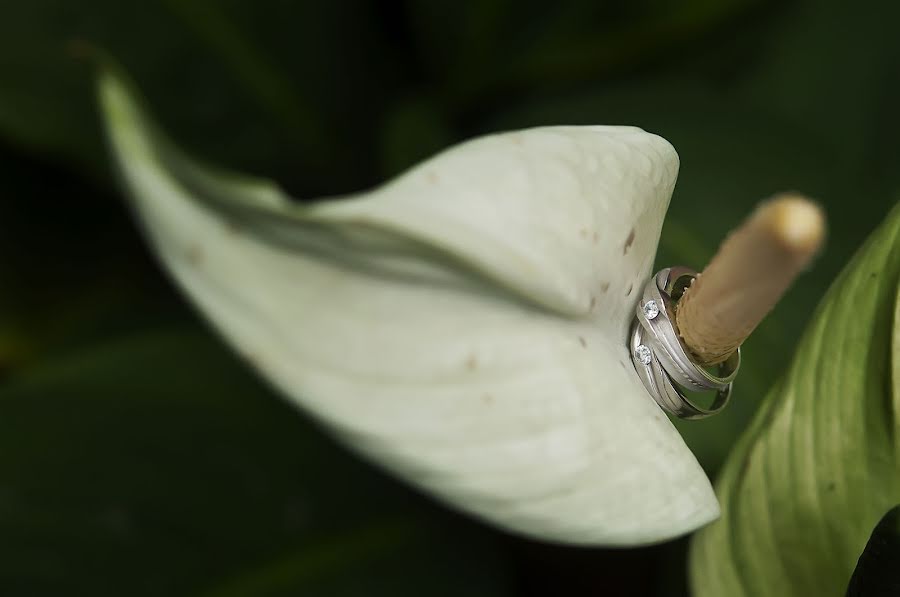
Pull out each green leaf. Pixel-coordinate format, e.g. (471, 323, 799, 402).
(846, 505, 900, 597)
(0, 329, 510, 596)
(689, 201, 900, 596)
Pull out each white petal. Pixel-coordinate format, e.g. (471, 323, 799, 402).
(98, 69, 717, 545)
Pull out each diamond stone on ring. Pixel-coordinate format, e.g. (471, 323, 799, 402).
(634, 344, 652, 365)
(629, 267, 741, 419)
(642, 300, 660, 320)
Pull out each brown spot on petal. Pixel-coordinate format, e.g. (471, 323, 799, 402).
(589, 295, 596, 310)
(600, 282, 610, 293)
(186, 246, 204, 266)
(623, 228, 636, 255)
(578, 336, 587, 348)
(426, 172, 439, 184)
(225, 220, 241, 235)
(466, 355, 478, 371)
(579, 228, 589, 239)
(482, 393, 494, 404)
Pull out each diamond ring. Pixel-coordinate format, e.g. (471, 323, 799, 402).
(629, 267, 741, 419)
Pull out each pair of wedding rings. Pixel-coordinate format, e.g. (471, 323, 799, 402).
(629, 267, 741, 420)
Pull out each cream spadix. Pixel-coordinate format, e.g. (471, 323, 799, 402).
(98, 68, 717, 546)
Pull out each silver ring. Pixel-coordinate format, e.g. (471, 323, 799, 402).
(629, 267, 740, 419)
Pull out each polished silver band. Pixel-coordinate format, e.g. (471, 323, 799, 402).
(630, 267, 740, 420)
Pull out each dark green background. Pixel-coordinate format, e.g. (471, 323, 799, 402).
(1, 1, 898, 595)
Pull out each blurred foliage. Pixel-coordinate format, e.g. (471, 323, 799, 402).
(0, 330, 510, 596)
(0, 0, 898, 595)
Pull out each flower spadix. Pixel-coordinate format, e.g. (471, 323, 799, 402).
(98, 68, 717, 546)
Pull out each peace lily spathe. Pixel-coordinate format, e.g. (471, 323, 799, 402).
(98, 68, 717, 545)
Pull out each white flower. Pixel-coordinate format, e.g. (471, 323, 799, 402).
(98, 68, 717, 546)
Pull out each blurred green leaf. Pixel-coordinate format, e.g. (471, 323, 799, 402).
(0, 329, 510, 596)
(738, 0, 900, 190)
(0, 1, 396, 192)
(0, 145, 187, 374)
(378, 97, 454, 178)
(846, 505, 900, 597)
(689, 201, 900, 596)
(404, 0, 766, 112)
